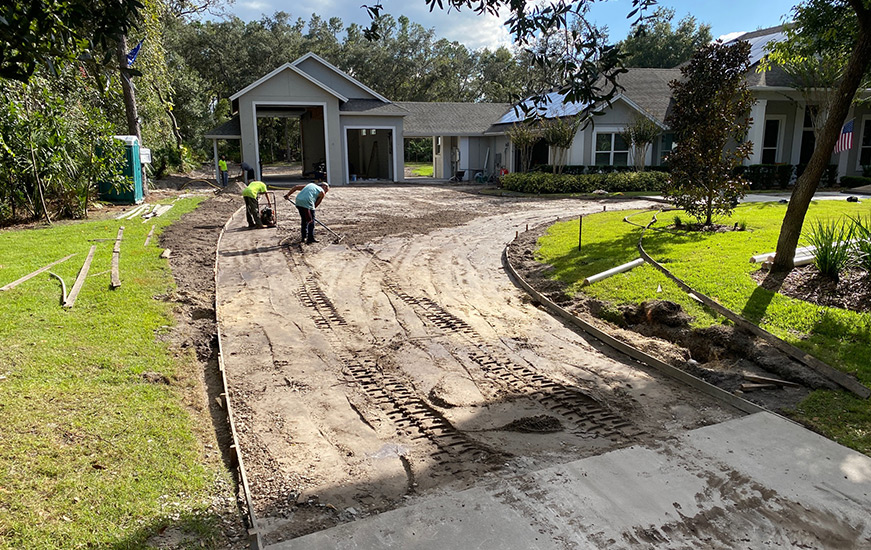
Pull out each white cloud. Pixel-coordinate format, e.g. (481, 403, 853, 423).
(441, 12, 513, 51)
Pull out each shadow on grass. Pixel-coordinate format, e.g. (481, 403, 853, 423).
(740, 270, 786, 324)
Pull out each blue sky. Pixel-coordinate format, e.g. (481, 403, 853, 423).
(228, 0, 799, 51)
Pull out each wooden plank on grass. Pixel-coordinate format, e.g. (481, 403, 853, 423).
(1, 254, 76, 291)
(64, 245, 96, 308)
(744, 374, 801, 388)
(144, 225, 155, 247)
(110, 226, 123, 289)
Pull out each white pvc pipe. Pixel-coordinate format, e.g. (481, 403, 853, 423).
(583, 258, 645, 286)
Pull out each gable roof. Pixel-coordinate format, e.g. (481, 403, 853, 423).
(292, 52, 391, 103)
(340, 99, 409, 116)
(229, 63, 349, 102)
(397, 102, 513, 136)
(205, 115, 241, 139)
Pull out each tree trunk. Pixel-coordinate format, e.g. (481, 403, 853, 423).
(772, 14, 871, 273)
(117, 36, 141, 142)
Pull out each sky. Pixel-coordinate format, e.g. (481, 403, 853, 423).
(228, 0, 800, 51)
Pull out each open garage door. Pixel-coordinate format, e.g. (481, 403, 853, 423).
(345, 128, 394, 182)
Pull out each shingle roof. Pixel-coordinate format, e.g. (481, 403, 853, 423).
(340, 99, 409, 116)
(204, 115, 241, 139)
(616, 68, 682, 123)
(396, 102, 513, 136)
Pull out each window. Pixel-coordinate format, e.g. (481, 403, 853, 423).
(659, 132, 674, 164)
(595, 132, 629, 166)
(860, 118, 871, 167)
(435, 136, 441, 155)
(761, 118, 782, 164)
(800, 106, 817, 164)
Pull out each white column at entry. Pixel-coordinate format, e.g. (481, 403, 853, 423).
(746, 98, 768, 165)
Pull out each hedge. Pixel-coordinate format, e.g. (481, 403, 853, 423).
(841, 175, 871, 188)
(500, 170, 670, 194)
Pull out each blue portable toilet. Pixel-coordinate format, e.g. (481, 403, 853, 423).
(99, 135, 143, 204)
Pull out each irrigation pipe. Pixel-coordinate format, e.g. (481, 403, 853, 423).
(626, 211, 870, 399)
(502, 241, 765, 416)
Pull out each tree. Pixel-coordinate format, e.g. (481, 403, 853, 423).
(539, 116, 581, 173)
(0, 0, 143, 82)
(506, 122, 540, 173)
(620, 115, 661, 170)
(664, 40, 754, 226)
(618, 7, 712, 68)
(770, 0, 871, 272)
(363, 0, 657, 117)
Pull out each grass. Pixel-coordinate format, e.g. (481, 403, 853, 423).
(405, 162, 434, 177)
(0, 198, 234, 549)
(536, 200, 871, 455)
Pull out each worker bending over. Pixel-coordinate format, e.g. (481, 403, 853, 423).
(242, 180, 271, 228)
(285, 182, 329, 244)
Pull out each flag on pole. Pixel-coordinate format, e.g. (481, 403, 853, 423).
(126, 39, 144, 67)
(834, 119, 854, 154)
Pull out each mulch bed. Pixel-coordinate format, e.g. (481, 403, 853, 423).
(752, 266, 871, 314)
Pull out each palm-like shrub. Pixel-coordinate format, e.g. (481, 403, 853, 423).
(805, 218, 854, 279)
(851, 214, 871, 273)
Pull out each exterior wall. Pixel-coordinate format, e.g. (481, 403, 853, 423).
(237, 67, 341, 182)
(340, 115, 404, 183)
(294, 58, 379, 101)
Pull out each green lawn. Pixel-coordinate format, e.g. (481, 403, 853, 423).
(0, 199, 233, 548)
(406, 162, 434, 177)
(536, 200, 871, 455)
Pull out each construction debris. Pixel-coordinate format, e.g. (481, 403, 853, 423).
(111, 226, 123, 289)
(743, 374, 801, 388)
(0, 254, 76, 292)
(64, 245, 97, 308)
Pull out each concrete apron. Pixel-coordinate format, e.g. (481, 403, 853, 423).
(268, 412, 871, 549)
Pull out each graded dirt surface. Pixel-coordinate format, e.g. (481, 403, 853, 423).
(214, 185, 746, 545)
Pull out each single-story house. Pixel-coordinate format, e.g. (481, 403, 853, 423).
(206, 27, 871, 185)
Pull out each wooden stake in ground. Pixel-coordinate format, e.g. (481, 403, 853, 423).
(144, 225, 155, 246)
(64, 246, 97, 308)
(0, 254, 76, 292)
(111, 226, 124, 289)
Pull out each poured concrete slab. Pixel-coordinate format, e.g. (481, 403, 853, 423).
(267, 412, 871, 549)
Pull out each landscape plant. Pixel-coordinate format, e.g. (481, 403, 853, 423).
(805, 217, 855, 279)
(664, 39, 754, 226)
(506, 122, 540, 173)
(539, 116, 581, 174)
(620, 115, 661, 170)
(852, 214, 871, 272)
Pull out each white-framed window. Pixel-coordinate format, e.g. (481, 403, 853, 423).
(859, 115, 871, 168)
(435, 136, 442, 155)
(595, 132, 629, 166)
(761, 115, 785, 164)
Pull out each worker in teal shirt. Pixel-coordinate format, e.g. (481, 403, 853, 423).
(218, 155, 228, 187)
(285, 182, 329, 243)
(242, 180, 271, 228)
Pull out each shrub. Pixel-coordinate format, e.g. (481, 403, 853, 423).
(805, 218, 855, 279)
(796, 163, 839, 187)
(500, 171, 670, 194)
(743, 164, 794, 190)
(851, 214, 871, 273)
(840, 175, 871, 189)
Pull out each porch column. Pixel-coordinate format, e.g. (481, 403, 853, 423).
(746, 98, 768, 165)
(790, 105, 805, 165)
(212, 139, 220, 183)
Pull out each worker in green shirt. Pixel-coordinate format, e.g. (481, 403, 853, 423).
(242, 180, 271, 228)
(218, 155, 228, 186)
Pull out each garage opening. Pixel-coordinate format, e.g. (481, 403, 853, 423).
(345, 128, 394, 182)
(255, 105, 327, 185)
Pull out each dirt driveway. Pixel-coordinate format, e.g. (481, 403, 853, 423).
(212, 184, 744, 545)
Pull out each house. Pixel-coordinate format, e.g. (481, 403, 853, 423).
(206, 29, 871, 185)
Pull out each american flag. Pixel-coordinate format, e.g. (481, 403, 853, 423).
(834, 119, 854, 154)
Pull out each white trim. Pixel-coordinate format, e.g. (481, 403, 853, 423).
(761, 114, 786, 164)
(251, 101, 330, 183)
(592, 94, 667, 129)
(857, 115, 871, 171)
(592, 127, 630, 167)
(342, 125, 400, 183)
(790, 105, 804, 165)
(293, 52, 392, 103)
(230, 63, 348, 103)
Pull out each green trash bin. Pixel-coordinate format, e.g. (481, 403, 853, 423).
(99, 135, 143, 204)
